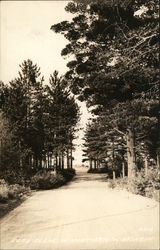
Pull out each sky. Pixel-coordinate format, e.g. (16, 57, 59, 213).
(0, 1, 91, 165)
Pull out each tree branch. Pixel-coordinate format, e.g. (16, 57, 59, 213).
(113, 128, 126, 136)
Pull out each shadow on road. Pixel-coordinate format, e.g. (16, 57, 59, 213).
(59, 170, 108, 190)
(74, 173, 108, 183)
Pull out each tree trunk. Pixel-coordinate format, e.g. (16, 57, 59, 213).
(122, 162, 125, 178)
(67, 148, 70, 169)
(157, 153, 160, 170)
(34, 156, 38, 169)
(144, 156, 148, 176)
(55, 153, 58, 171)
(90, 159, 92, 170)
(113, 170, 116, 180)
(18, 141, 22, 168)
(94, 160, 96, 169)
(62, 151, 64, 170)
(97, 160, 100, 168)
(59, 154, 62, 169)
(70, 148, 73, 169)
(50, 155, 52, 169)
(126, 129, 136, 178)
(0, 139, 2, 168)
(47, 154, 49, 169)
(39, 156, 42, 169)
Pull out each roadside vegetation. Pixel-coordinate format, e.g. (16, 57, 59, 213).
(108, 167, 159, 201)
(0, 179, 31, 218)
(0, 61, 79, 218)
(0, 179, 30, 203)
(30, 169, 75, 190)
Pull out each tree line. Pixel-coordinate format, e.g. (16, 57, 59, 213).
(51, 0, 159, 179)
(0, 60, 80, 177)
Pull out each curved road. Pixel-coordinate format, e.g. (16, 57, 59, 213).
(0, 167, 159, 250)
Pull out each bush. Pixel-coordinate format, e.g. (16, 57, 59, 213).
(0, 179, 30, 202)
(8, 184, 29, 199)
(108, 179, 116, 189)
(108, 167, 160, 201)
(60, 169, 76, 181)
(108, 177, 128, 189)
(30, 171, 64, 190)
(0, 179, 9, 202)
(30, 169, 76, 190)
(128, 173, 147, 195)
(2, 170, 25, 185)
(31, 171, 58, 190)
(128, 168, 160, 200)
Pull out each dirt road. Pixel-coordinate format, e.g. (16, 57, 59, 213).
(0, 167, 159, 249)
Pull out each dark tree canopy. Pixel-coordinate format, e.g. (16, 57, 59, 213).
(51, 0, 158, 109)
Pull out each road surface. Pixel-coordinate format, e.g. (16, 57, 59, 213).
(0, 167, 159, 250)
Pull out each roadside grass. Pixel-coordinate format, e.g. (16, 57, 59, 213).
(108, 167, 160, 201)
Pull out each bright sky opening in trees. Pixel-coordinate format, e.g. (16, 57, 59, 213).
(0, 1, 71, 83)
(0, 1, 90, 165)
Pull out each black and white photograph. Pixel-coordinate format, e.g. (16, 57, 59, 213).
(0, 1, 159, 249)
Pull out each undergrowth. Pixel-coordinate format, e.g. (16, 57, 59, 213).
(30, 169, 76, 190)
(108, 167, 160, 201)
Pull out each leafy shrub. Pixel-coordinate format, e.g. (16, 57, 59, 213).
(8, 184, 29, 199)
(2, 170, 25, 185)
(0, 179, 9, 202)
(128, 172, 147, 195)
(115, 177, 128, 189)
(108, 179, 116, 189)
(31, 172, 53, 190)
(30, 171, 64, 190)
(108, 177, 128, 189)
(0, 179, 30, 202)
(108, 167, 160, 201)
(0, 179, 7, 185)
(128, 168, 160, 200)
(60, 169, 76, 181)
(30, 169, 76, 190)
(143, 167, 160, 201)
